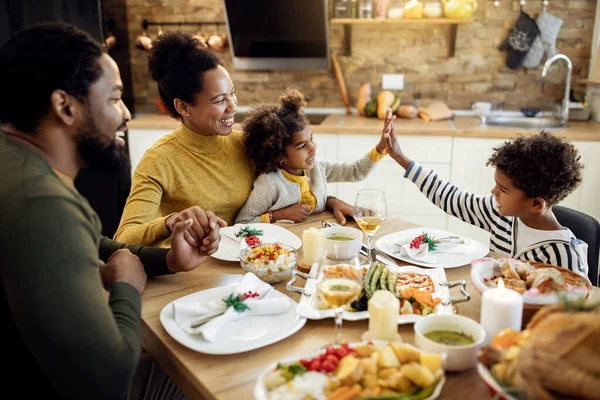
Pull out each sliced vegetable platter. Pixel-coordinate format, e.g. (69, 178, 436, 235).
(295, 261, 453, 322)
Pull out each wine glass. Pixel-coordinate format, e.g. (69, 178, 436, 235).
(316, 243, 362, 345)
(353, 189, 387, 263)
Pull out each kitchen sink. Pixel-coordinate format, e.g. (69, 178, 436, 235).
(484, 116, 565, 130)
(234, 112, 329, 125)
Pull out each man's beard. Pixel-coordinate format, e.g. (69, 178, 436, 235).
(75, 112, 131, 180)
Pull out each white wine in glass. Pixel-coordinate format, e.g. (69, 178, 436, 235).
(316, 244, 362, 345)
(354, 189, 387, 261)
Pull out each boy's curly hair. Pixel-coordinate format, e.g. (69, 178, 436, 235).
(242, 88, 309, 176)
(486, 131, 583, 206)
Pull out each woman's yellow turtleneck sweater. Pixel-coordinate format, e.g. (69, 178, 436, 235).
(114, 124, 254, 247)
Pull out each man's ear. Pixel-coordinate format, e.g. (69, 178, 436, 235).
(173, 99, 188, 117)
(531, 197, 546, 213)
(49, 89, 78, 126)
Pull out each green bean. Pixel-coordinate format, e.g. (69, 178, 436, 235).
(379, 267, 389, 290)
(370, 264, 383, 294)
(363, 262, 377, 293)
(388, 271, 398, 293)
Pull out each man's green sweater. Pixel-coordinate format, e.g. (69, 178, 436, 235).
(0, 132, 171, 399)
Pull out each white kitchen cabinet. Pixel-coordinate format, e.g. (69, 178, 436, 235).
(559, 142, 600, 222)
(333, 133, 452, 232)
(448, 137, 600, 246)
(315, 133, 338, 197)
(448, 138, 504, 245)
(126, 128, 600, 245)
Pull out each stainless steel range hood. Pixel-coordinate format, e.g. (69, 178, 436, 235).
(222, 0, 330, 71)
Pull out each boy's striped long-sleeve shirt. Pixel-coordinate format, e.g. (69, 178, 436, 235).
(404, 161, 589, 277)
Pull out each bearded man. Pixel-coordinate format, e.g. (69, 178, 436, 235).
(0, 22, 221, 399)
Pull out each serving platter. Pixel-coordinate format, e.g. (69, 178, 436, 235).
(292, 262, 466, 323)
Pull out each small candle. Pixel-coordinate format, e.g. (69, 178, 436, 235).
(362, 290, 402, 341)
(302, 227, 324, 269)
(480, 279, 523, 345)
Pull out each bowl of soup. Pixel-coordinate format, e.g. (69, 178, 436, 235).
(414, 314, 486, 371)
(320, 226, 363, 260)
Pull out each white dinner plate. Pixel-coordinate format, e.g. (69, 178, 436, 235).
(159, 285, 306, 355)
(295, 262, 454, 323)
(376, 227, 489, 269)
(254, 341, 446, 400)
(212, 223, 303, 262)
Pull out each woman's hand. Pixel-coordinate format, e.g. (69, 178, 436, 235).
(166, 206, 225, 249)
(376, 108, 396, 154)
(382, 109, 412, 169)
(166, 210, 227, 273)
(273, 204, 312, 223)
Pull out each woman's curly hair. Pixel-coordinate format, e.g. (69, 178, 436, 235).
(486, 131, 583, 205)
(242, 88, 309, 176)
(148, 31, 222, 119)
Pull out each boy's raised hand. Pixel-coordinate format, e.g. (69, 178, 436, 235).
(382, 108, 411, 169)
(376, 108, 395, 154)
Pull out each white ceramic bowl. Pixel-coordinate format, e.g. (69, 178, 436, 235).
(320, 226, 363, 260)
(414, 314, 486, 371)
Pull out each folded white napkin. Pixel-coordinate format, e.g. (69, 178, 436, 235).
(397, 240, 465, 264)
(399, 243, 437, 263)
(172, 273, 291, 342)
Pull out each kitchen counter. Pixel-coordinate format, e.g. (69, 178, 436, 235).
(128, 113, 600, 141)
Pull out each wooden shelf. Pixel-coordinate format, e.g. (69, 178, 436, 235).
(330, 17, 474, 25)
(330, 18, 474, 57)
(577, 79, 600, 87)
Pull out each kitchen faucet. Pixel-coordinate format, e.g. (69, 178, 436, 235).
(541, 54, 572, 126)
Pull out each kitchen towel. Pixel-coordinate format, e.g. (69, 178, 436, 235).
(498, 11, 540, 70)
(417, 101, 454, 121)
(172, 273, 291, 341)
(523, 9, 563, 69)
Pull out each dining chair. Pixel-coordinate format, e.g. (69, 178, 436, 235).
(553, 205, 600, 286)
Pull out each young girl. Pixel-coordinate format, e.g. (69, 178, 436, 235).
(235, 89, 388, 224)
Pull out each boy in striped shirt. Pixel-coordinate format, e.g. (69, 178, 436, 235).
(382, 109, 588, 277)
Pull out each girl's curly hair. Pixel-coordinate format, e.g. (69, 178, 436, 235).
(486, 131, 583, 206)
(242, 88, 309, 176)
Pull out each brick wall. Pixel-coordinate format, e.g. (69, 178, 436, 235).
(104, 0, 596, 115)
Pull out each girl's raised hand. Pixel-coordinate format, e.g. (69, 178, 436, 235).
(382, 109, 412, 169)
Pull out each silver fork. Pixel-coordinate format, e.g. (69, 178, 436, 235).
(189, 286, 274, 329)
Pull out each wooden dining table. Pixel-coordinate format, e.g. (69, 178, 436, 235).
(140, 213, 599, 400)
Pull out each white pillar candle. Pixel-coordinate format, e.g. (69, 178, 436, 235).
(480, 279, 523, 345)
(302, 227, 324, 269)
(362, 290, 402, 342)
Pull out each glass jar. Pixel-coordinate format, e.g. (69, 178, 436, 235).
(358, 0, 374, 19)
(374, 0, 389, 19)
(333, 0, 352, 18)
(423, 0, 443, 18)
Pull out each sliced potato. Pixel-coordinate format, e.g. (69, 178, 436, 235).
(263, 370, 286, 390)
(354, 343, 377, 357)
(420, 352, 443, 373)
(390, 342, 421, 364)
(336, 355, 361, 384)
(387, 371, 416, 393)
(377, 346, 400, 368)
(401, 362, 435, 388)
(360, 358, 378, 376)
(378, 367, 400, 380)
(361, 374, 378, 389)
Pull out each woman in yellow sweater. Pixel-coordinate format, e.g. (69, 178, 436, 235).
(115, 31, 354, 248)
(114, 31, 254, 247)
